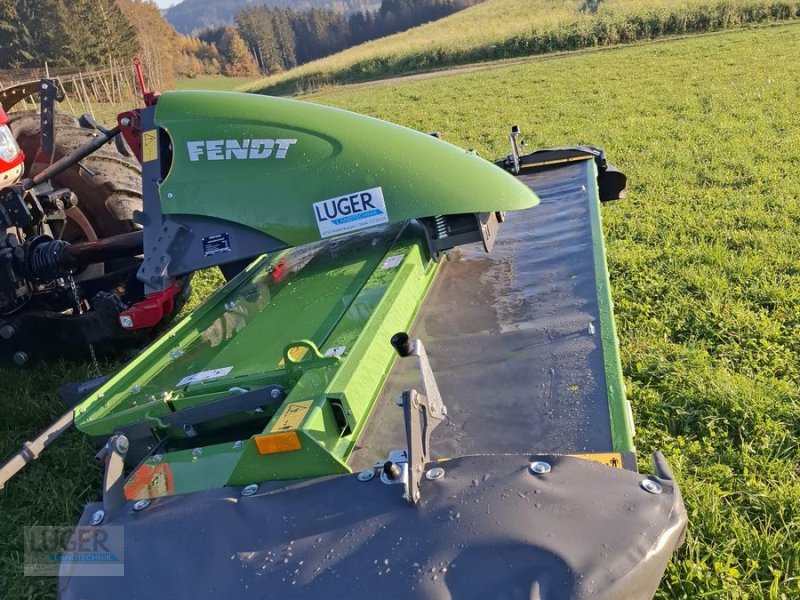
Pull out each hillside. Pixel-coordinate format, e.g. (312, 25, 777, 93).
(165, 0, 375, 33)
(245, 0, 800, 95)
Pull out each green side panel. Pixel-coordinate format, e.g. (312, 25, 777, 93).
(153, 91, 539, 247)
(76, 223, 439, 496)
(582, 161, 634, 452)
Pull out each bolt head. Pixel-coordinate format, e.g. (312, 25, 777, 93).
(0, 324, 15, 339)
(12, 351, 28, 366)
(192, 447, 202, 457)
(529, 461, 551, 475)
(114, 435, 129, 454)
(90, 510, 105, 525)
(233, 440, 244, 449)
(132, 499, 150, 512)
(357, 470, 375, 482)
(241, 484, 259, 497)
(425, 467, 445, 481)
(119, 315, 134, 329)
(150, 454, 162, 464)
(640, 479, 662, 494)
(130, 385, 141, 394)
(270, 388, 282, 399)
(120, 117, 131, 127)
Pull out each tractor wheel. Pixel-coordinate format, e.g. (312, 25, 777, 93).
(9, 111, 142, 279)
(7, 111, 191, 357)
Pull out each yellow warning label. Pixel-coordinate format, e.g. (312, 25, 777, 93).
(278, 345, 309, 367)
(568, 452, 624, 469)
(142, 130, 158, 162)
(270, 400, 312, 433)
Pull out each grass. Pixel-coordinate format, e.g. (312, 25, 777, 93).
(1, 22, 800, 598)
(244, 0, 800, 95)
(175, 76, 258, 91)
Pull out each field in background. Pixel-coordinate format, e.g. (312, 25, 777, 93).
(175, 76, 258, 91)
(246, 0, 800, 95)
(1, 22, 800, 598)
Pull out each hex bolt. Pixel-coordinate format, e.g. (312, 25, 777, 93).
(383, 461, 402, 481)
(0, 324, 15, 339)
(640, 479, 662, 494)
(192, 447, 203, 457)
(120, 117, 131, 127)
(426, 467, 445, 481)
(114, 436, 129, 454)
(132, 499, 150, 512)
(90, 510, 105, 525)
(12, 351, 28, 366)
(241, 484, 259, 497)
(151, 454, 162, 464)
(529, 461, 551, 475)
(357, 470, 375, 482)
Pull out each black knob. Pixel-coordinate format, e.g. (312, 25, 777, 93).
(391, 332, 412, 357)
(383, 461, 402, 481)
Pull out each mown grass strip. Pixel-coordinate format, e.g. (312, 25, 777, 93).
(246, 0, 800, 95)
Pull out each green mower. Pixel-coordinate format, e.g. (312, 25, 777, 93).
(1, 79, 686, 599)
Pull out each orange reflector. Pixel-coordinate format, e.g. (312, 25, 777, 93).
(254, 431, 302, 455)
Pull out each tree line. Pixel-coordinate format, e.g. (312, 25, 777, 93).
(225, 0, 473, 74)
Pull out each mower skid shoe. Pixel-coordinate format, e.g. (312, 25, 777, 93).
(59, 454, 686, 600)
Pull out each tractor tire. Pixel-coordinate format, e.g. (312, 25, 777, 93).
(9, 111, 142, 279)
(5, 111, 191, 361)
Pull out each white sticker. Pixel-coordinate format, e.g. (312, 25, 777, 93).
(176, 366, 233, 387)
(381, 254, 404, 270)
(324, 346, 347, 357)
(313, 187, 389, 238)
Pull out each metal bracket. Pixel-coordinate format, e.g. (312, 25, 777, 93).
(39, 79, 62, 163)
(100, 434, 129, 522)
(137, 218, 186, 289)
(390, 332, 448, 504)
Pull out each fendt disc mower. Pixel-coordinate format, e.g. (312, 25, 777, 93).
(1, 71, 686, 599)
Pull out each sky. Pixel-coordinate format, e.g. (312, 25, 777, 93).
(154, 0, 177, 8)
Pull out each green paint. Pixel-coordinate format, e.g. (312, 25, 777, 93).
(581, 159, 634, 452)
(154, 91, 538, 247)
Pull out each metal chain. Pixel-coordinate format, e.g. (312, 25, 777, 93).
(67, 273, 101, 375)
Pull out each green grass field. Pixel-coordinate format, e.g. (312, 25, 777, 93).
(2, 22, 800, 598)
(246, 0, 800, 95)
(175, 76, 258, 91)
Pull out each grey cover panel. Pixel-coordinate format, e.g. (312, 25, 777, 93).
(353, 161, 614, 469)
(60, 454, 686, 600)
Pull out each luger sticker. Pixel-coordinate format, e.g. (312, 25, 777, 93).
(313, 187, 388, 238)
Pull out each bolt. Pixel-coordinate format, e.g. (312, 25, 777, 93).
(130, 385, 141, 394)
(270, 388, 282, 400)
(383, 461, 402, 481)
(640, 479, 662, 494)
(120, 117, 131, 127)
(12, 351, 28, 366)
(192, 447, 202, 457)
(90, 510, 105, 525)
(425, 467, 445, 481)
(169, 348, 184, 360)
(357, 470, 375, 482)
(233, 440, 243, 449)
(241, 484, 259, 497)
(151, 454, 162, 463)
(0, 324, 15, 339)
(395, 395, 404, 407)
(119, 315, 134, 329)
(167, 192, 174, 199)
(529, 461, 551, 475)
(114, 436, 129, 454)
(132, 499, 150, 512)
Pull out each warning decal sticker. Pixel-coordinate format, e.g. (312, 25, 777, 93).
(568, 452, 624, 469)
(270, 400, 313, 433)
(142, 130, 158, 163)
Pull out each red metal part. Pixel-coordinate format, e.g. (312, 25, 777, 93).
(0, 106, 25, 183)
(118, 284, 181, 330)
(133, 58, 159, 107)
(0, 106, 8, 125)
(118, 110, 143, 164)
